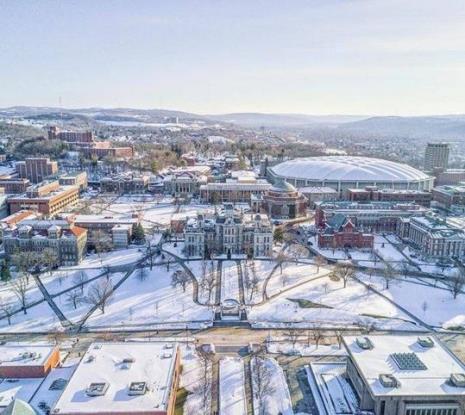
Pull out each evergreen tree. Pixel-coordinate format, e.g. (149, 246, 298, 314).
(0, 262, 11, 282)
(133, 223, 146, 244)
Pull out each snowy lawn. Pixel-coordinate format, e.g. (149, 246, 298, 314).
(185, 259, 218, 304)
(266, 262, 331, 299)
(219, 357, 247, 415)
(249, 273, 418, 330)
(373, 235, 407, 269)
(0, 276, 44, 314)
(0, 301, 62, 333)
(84, 264, 213, 329)
(243, 260, 276, 304)
(358, 273, 465, 329)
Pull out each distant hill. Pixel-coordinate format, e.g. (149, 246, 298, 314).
(338, 115, 465, 140)
(206, 112, 369, 127)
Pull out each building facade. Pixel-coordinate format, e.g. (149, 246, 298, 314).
(260, 178, 308, 220)
(397, 215, 465, 259)
(424, 143, 450, 171)
(3, 219, 87, 265)
(347, 186, 432, 207)
(16, 157, 58, 183)
(318, 214, 374, 249)
(184, 204, 273, 258)
(200, 178, 271, 204)
(432, 185, 465, 211)
(7, 182, 80, 216)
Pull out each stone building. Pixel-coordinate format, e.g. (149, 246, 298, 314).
(184, 203, 273, 258)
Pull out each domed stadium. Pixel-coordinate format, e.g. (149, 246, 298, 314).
(268, 156, 433, 192)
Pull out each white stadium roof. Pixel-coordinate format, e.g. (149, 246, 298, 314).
(270, 156, 430, 183)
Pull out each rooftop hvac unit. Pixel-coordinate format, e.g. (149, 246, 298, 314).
(417, 336, 434, 348)
(356, 337, 373, 350)
(450, 373, 465, 387)
(122, 357, 136, 364)
(128, 381, 147, 396)
(86, 382, 109, 397)
(379, 374, 400, 388)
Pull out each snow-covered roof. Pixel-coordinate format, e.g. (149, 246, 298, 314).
(270, 156, 431, 183)
(0, 343, 56, 367)
(344, 335, 465, 397)
(53, 342, 179, 414)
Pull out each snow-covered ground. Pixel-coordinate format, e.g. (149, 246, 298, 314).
(265, 262, 329, 299)
(242, 260, 276, 304)
(267, 342, 347, 357)
(180, 347, 212, 415)
(219, 357, 247, 415)
(373, 235, 407, 269)
(221, 261, 241, 303)
(185, 259, 217, 304)
(84, 264, 213, 330)
(358, 273, 465, 329)
(249, 273, 418, 330)
(251, 357, 293, 415)
(71, 248, 144, 269)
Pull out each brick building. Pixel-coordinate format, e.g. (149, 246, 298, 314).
(16, 157, 58, 183)
(48, 126, 94, 143)
(318, 214, 374, 249)
(432, 185, 465, 211)
(0, 178, 31, 194)
(7, 181, 80, 216)
(347, 186, 432, 207)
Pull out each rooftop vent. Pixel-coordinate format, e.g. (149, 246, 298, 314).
(86, 382, 109, 397)
(379, 374, 400, 388)
(162, 352, 173, 359)
(391, 353, 427, 371)
(128, 381, 147, 396)
(450, 373, 465, 388)
(86, 355, 95, 363)
(356, 337, 373, 350)
(122, 357, 135, 364)
(417, 336, 434, 348)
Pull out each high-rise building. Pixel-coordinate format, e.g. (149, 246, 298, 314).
(424, 143, 449, 171)
(16, 157, 58, 183)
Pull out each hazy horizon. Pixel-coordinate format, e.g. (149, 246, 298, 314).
(1, 0, 465, 115)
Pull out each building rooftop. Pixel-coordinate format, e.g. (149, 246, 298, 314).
(344, 335, 465, 397)
(53, 342, 178, 414)
(270, 156, 431, 183)
(0, 343, 56, 368)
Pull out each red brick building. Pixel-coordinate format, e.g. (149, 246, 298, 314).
(318, 214, 374, 249)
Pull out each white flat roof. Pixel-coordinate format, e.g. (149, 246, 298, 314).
(344, 335, 465, 397)
(0, 343, 56, 367)
(54, 342, 178, 414)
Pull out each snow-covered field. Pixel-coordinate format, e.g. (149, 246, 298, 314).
(84, 264, 213, 330)
(251, 357, 293, 415)
(0, 301, 62, 333)
(250, 273, 418, 330)
(221, 261, 241, 303)
(185, 259, 217, 304)
(242, 260, 276, 304)
(358, 274, 465, 329)
(373, 235, 407, 268)
(219, 357, 247, 415)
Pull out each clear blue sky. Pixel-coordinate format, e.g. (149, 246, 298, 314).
(1, 0, 464, 115)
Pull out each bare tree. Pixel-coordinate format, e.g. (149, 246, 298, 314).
(381, 264, 395, 289)
(136, 266, 149, 282)
(247, 263, 261, 303)
(94, 230, 113, 256)
(334, 262, 355, 288)
(72, 271, 88, 294)
(200, 263, 216, 303)
(314, 254, 327, 273)
(66, 289, 82, 310)
(274, 251, 289, 275)
(335, 330, 343, 349)
(290, 244, 308, 263)
(0, 300, 14, 325)
(312, 325, 325, 349)
(12, 277, 29, 314)
(251, 354, 276, 415)
(284, 328, 299, 349)
(86, 279, 113, 314)
(196, 346, 214, 413)
(171, 269, 191, 292)
(450, 270, 465, 299)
